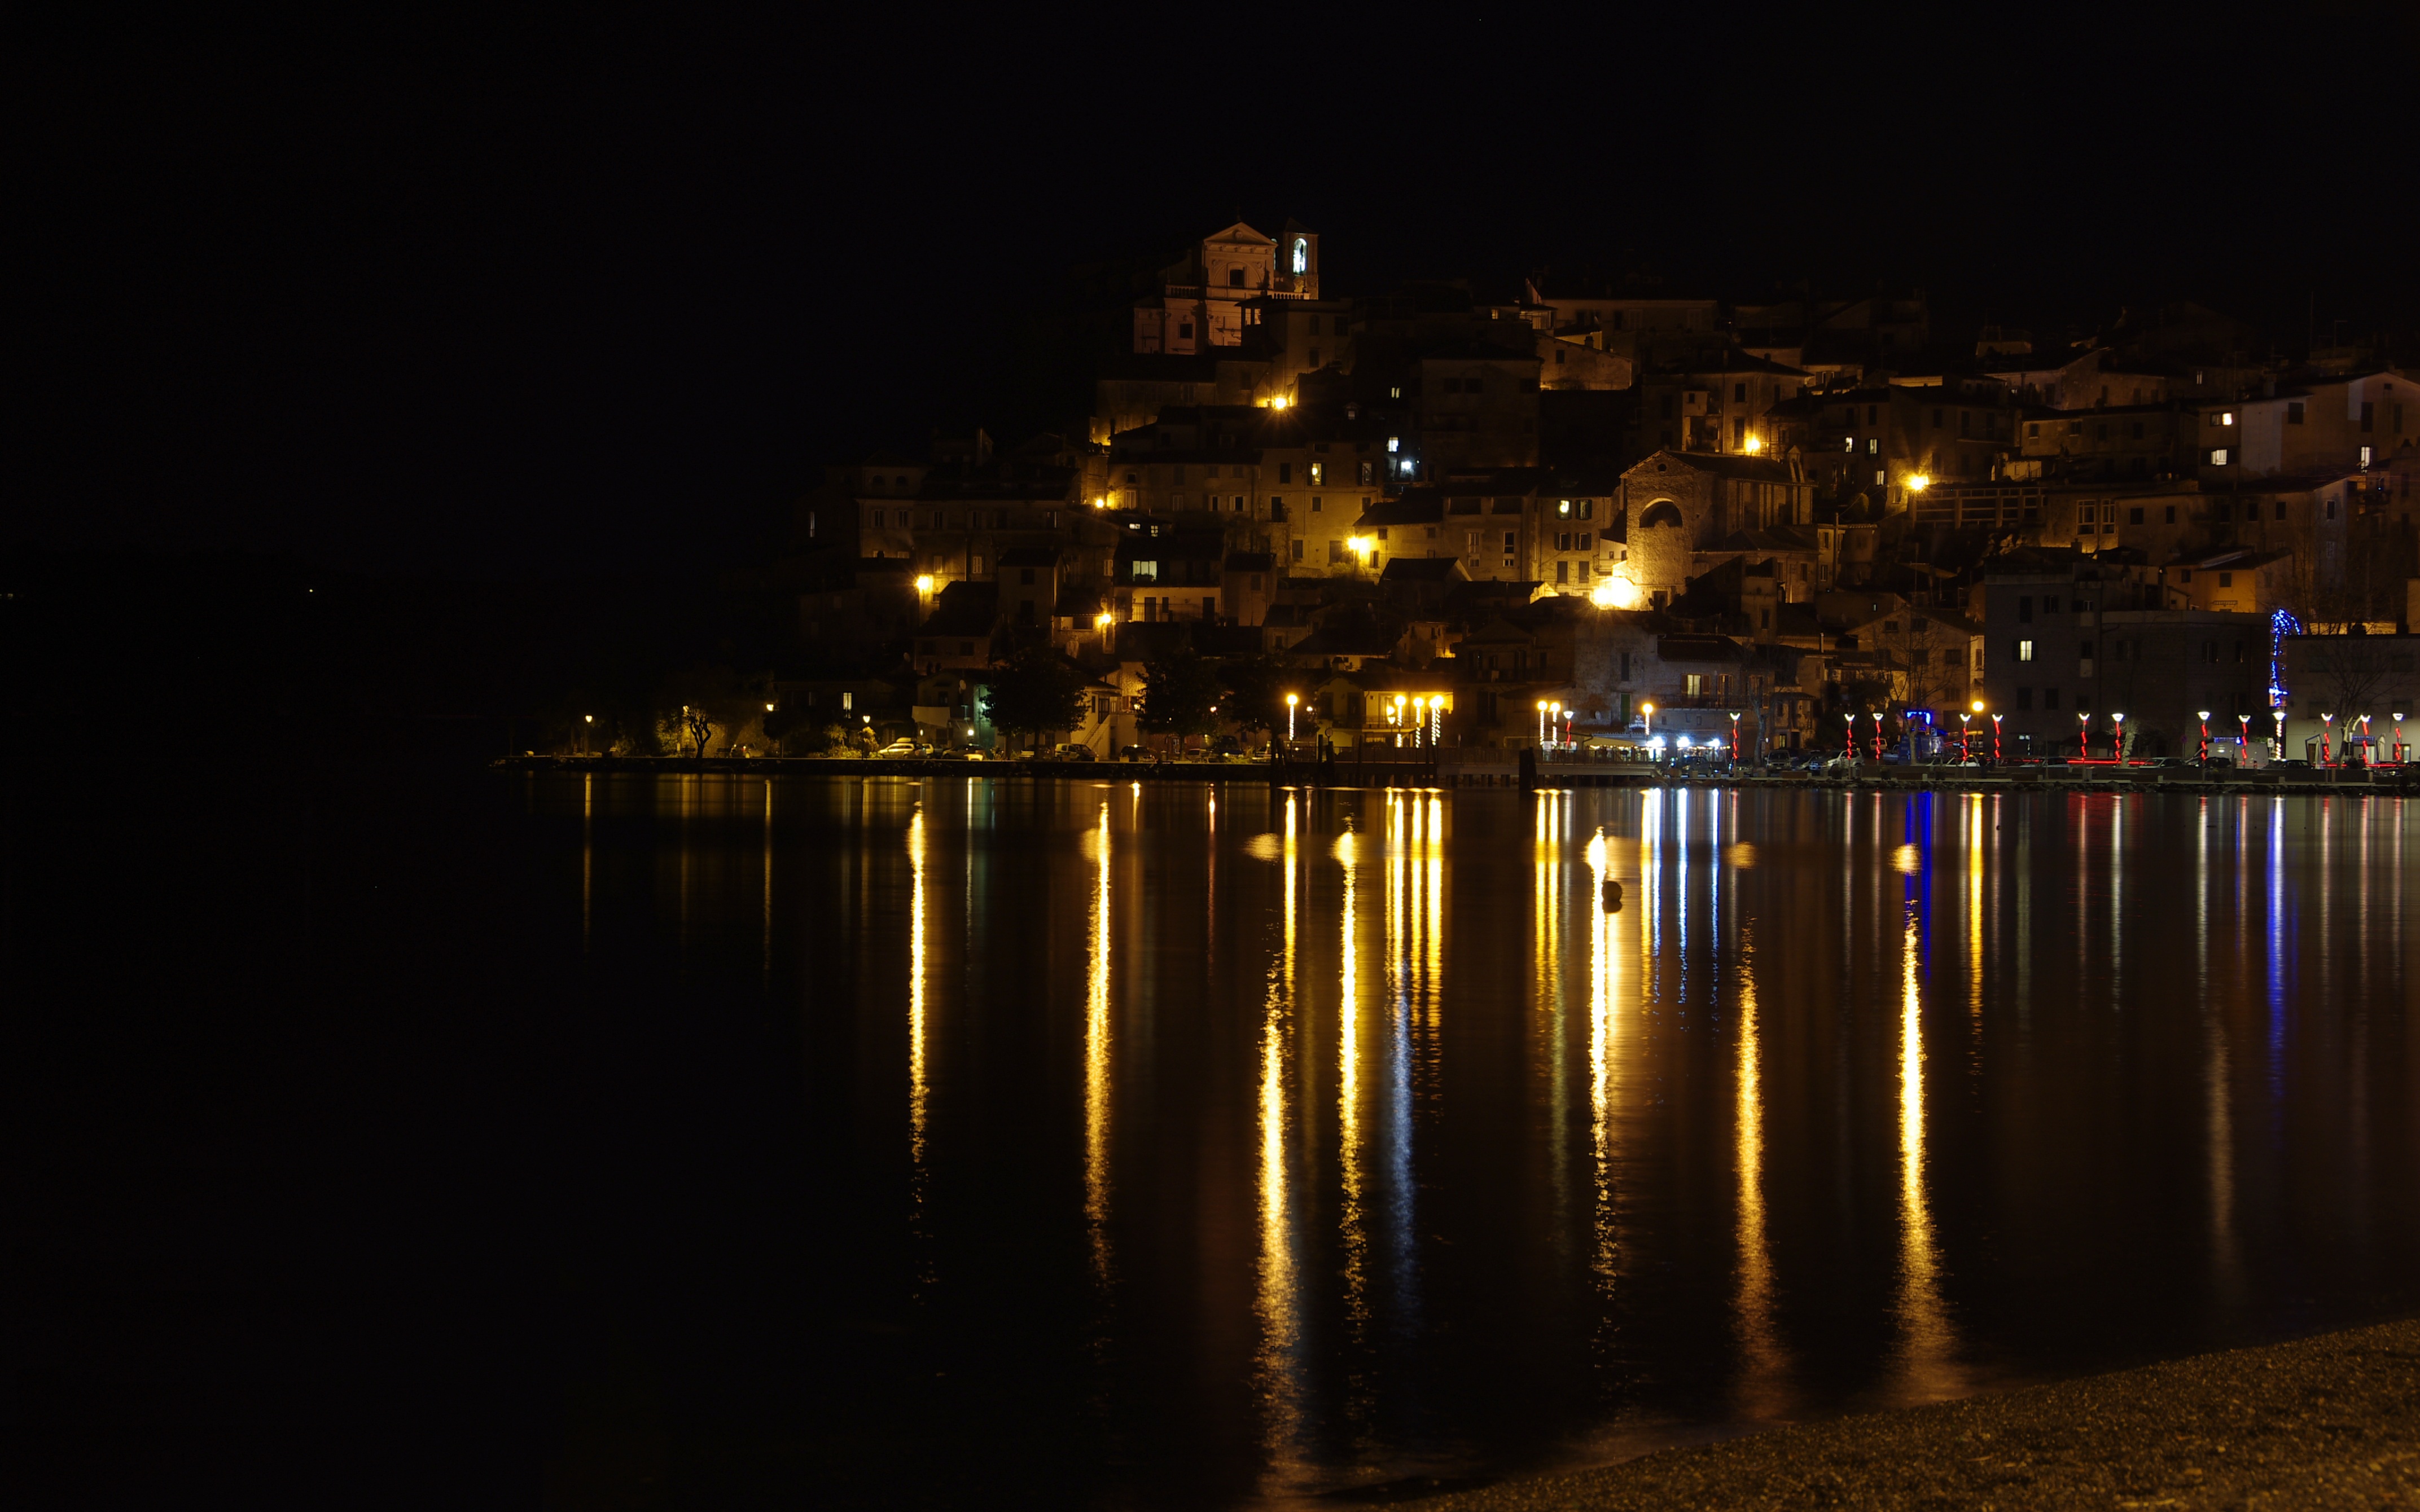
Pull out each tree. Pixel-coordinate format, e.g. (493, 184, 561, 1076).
(1217, 653, 1292, 737)
(2305, 630, 2397, 725)
(1136, 649, 1224, 744)
(981, 648, 1089, 752)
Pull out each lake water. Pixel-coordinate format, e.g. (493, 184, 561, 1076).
(21, 772, 2417, 1506)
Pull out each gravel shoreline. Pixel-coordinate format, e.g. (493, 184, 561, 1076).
(1395, 1318, 2420, 1510)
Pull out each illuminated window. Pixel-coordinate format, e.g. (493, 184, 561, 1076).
(1867, 437, 1880, 454)
(1291, 237, 1308, 274)
(2209, 449, 2229, 465)
(1308, 462, 1323, 485)
(2015, 639, 2035, 662)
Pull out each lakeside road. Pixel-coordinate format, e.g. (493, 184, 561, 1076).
(1396, 1318, 2420, 1511)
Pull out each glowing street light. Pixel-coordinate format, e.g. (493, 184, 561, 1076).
(915, 574, 936, 594)
(1991, 713, 2003, 762)
(1728, 710, 1741, 762)
(1537, 699, 1549, 746)
(2272, 707, 2286, 761)
(1907, 473, 1931, 493)
(2112, 711, 2127, 764)
(1641, 701, 1655, 737)
(1869, 709, 1883, 762)
(2077, 710, 2092, 760)
(1285, 692, 1298, 741)
(2395, 711, 2408, 764)
(2197, 710, 2211, 765)
(1741, 433, 1764, 454)
(1843, 711, 1857, 761)
(1959, 710, 1972, 761)
(2238, 712, 2251, 760)
(2320, 712, 2335, 767)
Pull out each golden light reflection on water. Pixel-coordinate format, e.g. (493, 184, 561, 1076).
(1255, 794, 1305, 1476)
(1336, 824, 1367, 1326)
(1085, 801, 1113, 1282)
(1891, 904, 1961, 1403)
(1584, 821, 1619, 1299)
(908, 806, 930, 1166)
(1731, 923, 1789, 1419)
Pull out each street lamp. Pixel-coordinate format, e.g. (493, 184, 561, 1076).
(2238, 712, 2251, 761)
(2272, 707, 2286, 762)
(1285, 692, 1298, 741)
(1844, 711, 1857, 761)
(915, 574, 936, 595)
(1550, 701, 1564, 750)
(1991, 713, 2003, 762)
(1728, 710, 1741, 763)
(2358, 713, 2373, 762)
(2112, 711, 2127, 764)
(1641, 701, 1655, 737)
(1869, 709, 1883, 762)
(2197, 710, 2211, 764)
(582, 712, 594, 755)
(2077, 710, 2092, 760)
(1537, 699, 1549, 746)
(2395, 712, 2408, 765)
(1959, 711, 1972, 762)
(2320, 713, 2334, 767)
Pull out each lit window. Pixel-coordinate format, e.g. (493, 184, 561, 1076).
(1875, 469, 1887, 485)
(2209, 449, 2229, 465)
(1866, 437, 1879, 454)
(1387, 436, 1400, 452)
(2218, 412, 2234, 426)
(2016, 639, 2035, 662)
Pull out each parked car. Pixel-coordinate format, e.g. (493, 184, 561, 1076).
(1119, 745, 1149, 762)
(1051, 744, 1098, 762)
(875, 738, 927, 758)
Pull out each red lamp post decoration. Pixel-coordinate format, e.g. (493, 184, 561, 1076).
(1959, 712, 1972, 761)
(2396, 713, 2408, 765)
(2077, 711, 2092, 759)
(2197, 710, 2211, 765)
(1869, 710, 1884, 762)
(1844, 713, 1857, 760)
(2112, 712, 2127, 764)
(2320, 713, 2334, 767)
(2237, 713, 2250, 762)
(1729, 711, 1741, 762)
(1991, 713, 2003, 762)
(2358, 714, 2373, 763)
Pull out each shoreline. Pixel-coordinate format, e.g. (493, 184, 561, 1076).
(493, 753, 2415, 795)
(1390, 1316, 2420, 1510)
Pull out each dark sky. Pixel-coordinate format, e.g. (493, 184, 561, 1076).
(17, 8, 2414, 577)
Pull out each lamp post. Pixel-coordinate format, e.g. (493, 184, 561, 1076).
(1537, 700, 1549, 746)
(1286, 692, 1298, 741)
(1641, 701, 1655, 739)
(1729, 710, 1741, 764)
(1550, 701, 1564, 751)
(2272, 707, 2286, 762)
(582, 713, 593, 755)
(2197, 710, 2211, 765)
(1393, 693, 1407, 748)
(1409, 696, 1426, 749)
(1991, 713, 2003, 763)
(1869, 709, 1883, 762)
(2238, 713, 2250, 762)
(1959, 711, 1972, 762)
(2320, 713, 2334, 767)
(2111, 711, 2126, 764)
(2077, 710, 2092, 760)
(1844, 711, 1857, 761)
(2358, 714, 2373, 764)
(2396, 712, 2409, 765)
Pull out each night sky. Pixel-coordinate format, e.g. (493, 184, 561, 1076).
(19, 8, 2415, 578)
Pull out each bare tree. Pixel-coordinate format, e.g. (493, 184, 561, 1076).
(2305, 632, 2397, 723)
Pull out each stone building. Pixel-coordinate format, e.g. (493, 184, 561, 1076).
(1616, 451, 1816, 607)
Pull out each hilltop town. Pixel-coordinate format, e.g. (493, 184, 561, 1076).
(752, 219, 2417, 764)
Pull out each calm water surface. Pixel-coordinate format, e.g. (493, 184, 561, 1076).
(508, 774, 2418, 1507)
